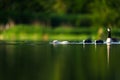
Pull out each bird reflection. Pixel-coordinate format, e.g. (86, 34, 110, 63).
(107, 43, 110, 66)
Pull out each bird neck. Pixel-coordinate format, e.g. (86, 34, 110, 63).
(108, 31, 111, 38)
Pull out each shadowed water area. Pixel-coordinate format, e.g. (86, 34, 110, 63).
(0, 41, 120, 80)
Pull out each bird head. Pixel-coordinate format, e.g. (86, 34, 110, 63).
(107, 28, 111, 32)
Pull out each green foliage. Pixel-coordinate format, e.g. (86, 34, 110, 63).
(89, 0, 118, 26)
(2, 25, 43, 40)
(1, 24, 120, 41)
(0, 25, 99, 40)
(52, 27, 97, 35)
(0, 0, 120, 27)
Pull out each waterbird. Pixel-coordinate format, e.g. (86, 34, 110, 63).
(83, 38, 92, 44)
(106, 28, 119, 43)
(106, 28, 112, 43)
(52, 40, 69, 44)
(95, 40, 104, 44)
(60, 41, 69, 44)
(111, 38, 119, 42)
(52, 40, 59, 44)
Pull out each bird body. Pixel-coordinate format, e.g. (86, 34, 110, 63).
(106, 38, 112, 43)
(52, 40, 69, 44)
(83, 39, 92, 43)
(95, 40, 104, 44)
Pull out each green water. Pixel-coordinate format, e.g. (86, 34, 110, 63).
(0, 42, 120, 80)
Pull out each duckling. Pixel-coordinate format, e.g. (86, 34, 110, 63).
(95, 40, 104, 44)
(83, 38, 92, 43)
(52, 40, 59, 44)
(52, 40, 69, 44)
(60, 41, 69, 44)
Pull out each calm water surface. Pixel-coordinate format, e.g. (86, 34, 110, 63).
(0, 41, 120, 80)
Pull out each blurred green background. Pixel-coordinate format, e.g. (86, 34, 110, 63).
(0, 0, 120, 41)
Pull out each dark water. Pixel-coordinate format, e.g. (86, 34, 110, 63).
(0, 41, 120, 80)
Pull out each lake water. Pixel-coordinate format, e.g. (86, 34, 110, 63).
(0, 41, 120, 80)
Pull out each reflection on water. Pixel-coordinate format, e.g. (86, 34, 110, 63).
(0, 42, 120, 80)
(107, 44, 110, 66)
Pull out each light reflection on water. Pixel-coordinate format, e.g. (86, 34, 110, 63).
(0, 41, 120, 80)
(107, 44, 110, 66)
